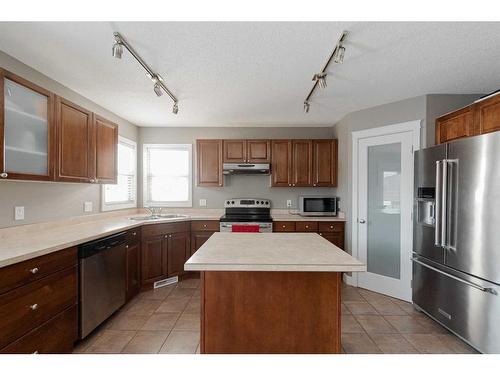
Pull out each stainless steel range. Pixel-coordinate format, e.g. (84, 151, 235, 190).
(220, 198, 272, 233)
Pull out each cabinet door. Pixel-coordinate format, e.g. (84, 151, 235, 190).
(271, 140, 291, 187)
(190, 232, 214, 257)
(223, 140, 246, 163)
(126, 243, 141, 301)
(319, 232, 344, 249)
(312, 139, 337, 187)
(291, 140, 313, 187)
(141, 235, 164, 283)
(167, 232, 189, 277)
(55, 97, 95, 182)
(94, 115, 118, 184)
(197, 140, 223, 187)
(247, 140, 271, 163)
(0, 69, 55, 181)
(475, 93, 500, 135)
(435, 106, 474, 144)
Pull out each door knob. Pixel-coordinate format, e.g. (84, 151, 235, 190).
(0, 172, 8, 178)
(359, 219, 366, 224)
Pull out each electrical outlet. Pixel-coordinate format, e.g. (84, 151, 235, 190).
(84, 201, 93, 212)
(199, 199, 207, 207)
(286, 200, 292, 208)
(14, 206, 24, 221)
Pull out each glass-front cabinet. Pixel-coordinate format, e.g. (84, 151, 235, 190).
(1, 69, 55, 180)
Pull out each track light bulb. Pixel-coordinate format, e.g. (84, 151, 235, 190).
(313, 73, 327, 89)
(304, 101, 310, 114)
(334, 45, 345, 64)
(172, 102, 179, 115)
(112, 42, 123, 59)
(154, 83, 163, 97)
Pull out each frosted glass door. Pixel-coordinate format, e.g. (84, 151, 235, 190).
(3, 78, 49, 175)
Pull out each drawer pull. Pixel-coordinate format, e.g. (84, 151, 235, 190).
(319, 233, 323, 236)
(203, 224, 207, 228)
(330, 225, 334, 229)
(30, 303, 39, 311)
(132, 232, 137, 236)
(125, 245, 129, 249)
(305, 225, 309, 229)
(30, 267, 39, 274)
(33, 351, 38, 354)
(282, 225, 286, 228)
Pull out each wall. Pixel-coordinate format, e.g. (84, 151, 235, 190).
(139, 127, 335, 209)
(0, 51, 139, 228)
(332, 94, 482, 255)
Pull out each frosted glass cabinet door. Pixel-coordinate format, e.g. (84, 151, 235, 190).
(1, 72, 54, 180)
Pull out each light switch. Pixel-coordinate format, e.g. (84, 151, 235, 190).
(84, 201, 93, 212)
(14, 206, 24, 221)
(199, 199, 207, 207)
(286, 200, 292, 208)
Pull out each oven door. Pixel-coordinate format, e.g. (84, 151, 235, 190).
(299, 196, 337, 216)
(220, 222, 273, 233)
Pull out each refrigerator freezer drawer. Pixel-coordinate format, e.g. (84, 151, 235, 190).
(412, 257, 500, 353)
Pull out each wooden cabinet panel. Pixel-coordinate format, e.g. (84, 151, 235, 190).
(141, 235, 164, 283)
(0, 305, 77, 354)
(94, 115, 118, 184)
(127, 227, 141, 245)
(0, 266, 77, 349)
(197, 140, 223, 187)
(295, 221, 318, 232)
(291, 140, 312, 187)
(55, 97, 95, 182)
(223, 140, 246, 163)
(0, 247, 76, 295)
(141, 222, 189, 237)
(190, 232, 214, 257)
(0, 69, 56, 181)
(247, 140, 271, 163)
(191, 220, 220, 232)
(126, 242, 141, 302)
(319, 232, 344, 249)
(312, 139, 337, 187)
(435, 106, 474, 144)
(476, 94, 500, 135)
(167, 232, 189, 277)
(273, 221, 296, 232)
(271, 140, 291, 187)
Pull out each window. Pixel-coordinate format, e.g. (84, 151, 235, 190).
(101, 136, 137, 211)
(143, 144, 192, 207)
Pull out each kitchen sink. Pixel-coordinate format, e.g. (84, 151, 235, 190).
(128, 214, 188, 221)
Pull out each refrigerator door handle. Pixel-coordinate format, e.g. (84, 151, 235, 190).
(412, 258, 498, 295)
(434, 160, 442, 247)
(440, 159, 448, 248)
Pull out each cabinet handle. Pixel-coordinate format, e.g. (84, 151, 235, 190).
(164, 235, 168, 238)
(29, 267, 39, 274)
(288, 184, 291, 187)
(282, 225, 286, 228)
(30, 303, 38, 311)
(33, 351, 38, 354)
(319, 233, 323, 236)
(330, 225, 334, 229)
(125, 245, 129, 249)
(90, 179, 96, 183)
(305, 225, 309, 229)
(0, 172, 8, 178)
(292, 184, 295, 187)
(313, 183, 317, 187)
(203, 224, 207, 228)
(132, 232, 137, 236)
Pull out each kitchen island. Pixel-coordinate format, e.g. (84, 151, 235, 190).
(184, 232, 366, 354)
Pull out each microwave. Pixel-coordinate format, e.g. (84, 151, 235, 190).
(298, 196, 338, 217)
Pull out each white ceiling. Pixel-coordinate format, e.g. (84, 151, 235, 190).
(0, 22, 499, 127)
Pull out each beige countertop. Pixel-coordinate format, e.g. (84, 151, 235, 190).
(0, 209, 346, 269)
(184, 232, 365, 272)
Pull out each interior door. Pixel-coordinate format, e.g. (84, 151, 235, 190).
(357, 131, 414, 301)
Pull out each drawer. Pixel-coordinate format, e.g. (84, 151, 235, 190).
(0, 247, 77, 295)
(273, 221, 296, 232)
(127, 227, 141, 244)
(295, 221, 318, 232)
(0, 305, 77, 354)
(191, 220, 220, 232)
(318, 222, 344, 233)
(142, 221, 189, 237)
(0, 266, 77, 349)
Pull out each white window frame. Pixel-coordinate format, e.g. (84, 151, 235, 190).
(101, 136, 137, 211)
(142, 143, 193, 208)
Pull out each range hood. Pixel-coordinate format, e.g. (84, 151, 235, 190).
(223, 163, 270, 175)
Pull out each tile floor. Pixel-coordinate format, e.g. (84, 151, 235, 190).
(73, 278, 477, 354)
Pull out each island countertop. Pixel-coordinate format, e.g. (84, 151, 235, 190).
(184, 232, 366, 272)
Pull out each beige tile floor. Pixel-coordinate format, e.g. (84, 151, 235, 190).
(73, 278, 477, 354)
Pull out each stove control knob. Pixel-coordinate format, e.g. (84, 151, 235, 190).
(226, 201, 230, 205)
(265, 202, 269, 205)
(232, 201, 235, 204)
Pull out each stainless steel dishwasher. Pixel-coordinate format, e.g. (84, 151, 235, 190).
(78, 231, 127, 339)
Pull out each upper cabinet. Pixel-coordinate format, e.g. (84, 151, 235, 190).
(271, 140, 291, 187)
(223, 139, 270, 163)
(0, 69, 55, 181)
(197, 139, 223, 187)
(0, 68, 118, 184)
(436, 93, 500, 144)
(291, 140, 313, 187)
(312, 139, 337, 187)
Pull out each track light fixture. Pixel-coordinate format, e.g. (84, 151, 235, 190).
(112, 32, 179, 114)
(303, 30, 348, 114)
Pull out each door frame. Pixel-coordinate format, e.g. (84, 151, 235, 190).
(348, 120, 422, 292)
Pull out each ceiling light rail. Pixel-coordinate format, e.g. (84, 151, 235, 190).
(112, 32, 179, 114)
(304, 30, 348, 113)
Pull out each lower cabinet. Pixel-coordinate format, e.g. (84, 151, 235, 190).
(190, 232, 214, 257)
(167, 232, 190, 277)
(273, 220, 345, 250)
(126, 242, 141, 302)
(141, 235, 164, 284)
(189, 220, 220, 258)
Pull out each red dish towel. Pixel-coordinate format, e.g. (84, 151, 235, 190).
(231, 224, 260, 233)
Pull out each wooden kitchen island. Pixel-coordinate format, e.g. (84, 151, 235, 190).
(184, 233, 366, 354)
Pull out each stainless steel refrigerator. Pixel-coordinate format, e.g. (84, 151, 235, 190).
(413, 130, 500, 353)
